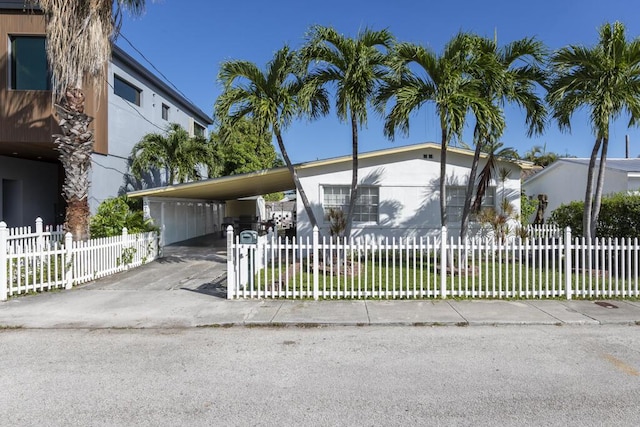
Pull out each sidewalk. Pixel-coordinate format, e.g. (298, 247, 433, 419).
(1, 284, 639, 329)
(2, 236, 640, 329)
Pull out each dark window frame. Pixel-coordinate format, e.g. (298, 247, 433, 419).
(161, 103, 169, 120)
(193, 122, 205, 137)
(9, 35, 51, 91)
(113, 74, 141, 106)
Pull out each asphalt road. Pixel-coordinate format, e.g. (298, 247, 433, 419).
(2, 325, 639, 426)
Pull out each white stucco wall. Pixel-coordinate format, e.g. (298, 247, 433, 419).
(144, 197, 225, 246)
(523, 161, 631, 220)
(296, 147, 522, 240)
(88, 59, 210, 213)
(0, 155, 60, 227)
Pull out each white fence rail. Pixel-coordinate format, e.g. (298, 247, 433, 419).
(227, 226, 639, 300)
(1, 220, 159, 301)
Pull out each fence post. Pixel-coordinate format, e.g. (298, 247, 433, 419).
(564, 227, 572, 300)
(226, 225, 235, 300)
(122, 227, 129, 271)
(313, 226, 319, 300)
(440, 226, 447, 299)
(1, 222, 7, 301)
(64, 232, 73, 290)
(35, 217, 43, 252)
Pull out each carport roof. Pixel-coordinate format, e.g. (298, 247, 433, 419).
(128, 142, 535, 201)
(128, 167, 294, 201)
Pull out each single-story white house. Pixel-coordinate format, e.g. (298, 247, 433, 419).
(522, 158, 640, 221)
(129, 142, 534, 243)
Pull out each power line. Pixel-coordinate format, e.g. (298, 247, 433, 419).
(104, 78, 166, 133)
(117, 32, 197, 107)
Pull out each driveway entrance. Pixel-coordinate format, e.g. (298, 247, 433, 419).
(82, 233, 228, 297)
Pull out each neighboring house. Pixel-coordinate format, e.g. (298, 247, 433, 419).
(522, 158, 640, 221)
(129, 142, 533, 243)
(0, 0, 212, 227)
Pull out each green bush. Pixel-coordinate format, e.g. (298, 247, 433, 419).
(549, 200, 584, 236)
(550, 193, 640, 238)
(90, 196, 157, 238)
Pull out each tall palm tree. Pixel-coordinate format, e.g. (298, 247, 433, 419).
(376, 33, 501, 227)
(37, 0, 146, 240)
(215, 46, 329, 230)
(301, 26, 394, 237)
(459, 36, 547, 240)
(547, 22, 640, 240)
(130, 123, 212, 185)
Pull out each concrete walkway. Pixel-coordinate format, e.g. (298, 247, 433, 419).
(1, 235, 640, 329)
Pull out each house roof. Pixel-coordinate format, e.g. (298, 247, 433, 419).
(559, 158, 640, 173)
(129, 142, 533, 202)
(523, 157, 640, 185)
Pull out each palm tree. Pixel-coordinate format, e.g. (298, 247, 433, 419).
(459, 36, 547, 241)
(547, 22, 640, 240)
(37, 0, 146, 240)
(214, 46, 329, 230)
(523, 144, 558, 167)
(301, 25, 394, 237)
(376, 33, 501, 227)
(471, 141, 519, 212)
(130, 123, 212, 185)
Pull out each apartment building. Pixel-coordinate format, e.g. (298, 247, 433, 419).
(0, 0, 213, 226)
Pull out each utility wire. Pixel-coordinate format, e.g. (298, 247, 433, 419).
(105, 78, 167, 133)
(117, 33, 196, 107)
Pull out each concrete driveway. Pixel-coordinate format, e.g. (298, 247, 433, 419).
(83, 234, 228, 296)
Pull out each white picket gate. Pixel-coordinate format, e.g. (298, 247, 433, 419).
(226, 226, 640, 300)
(1, 220, 159, 300)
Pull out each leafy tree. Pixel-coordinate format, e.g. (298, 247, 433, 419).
(547, 22, 640, 241)
(460, 36, 547, 240)
(130, 123, 212, 185)
(36, 0, 146, 240)
(209, 118, 279, 177)
(90, 196, 156, 238)
(215, 46, 330, 230)
(377, 33, 501, 227)
(301, 26, 394, 237)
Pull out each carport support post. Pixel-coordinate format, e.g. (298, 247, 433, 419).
(1, 222, 7, 301)
(226, 225, 235, 299)
(564, 227, 572, 300)
(313, 226, 319, 300)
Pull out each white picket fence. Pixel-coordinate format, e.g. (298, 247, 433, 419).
(1, 219, 159, 301)
(226, 226, 639, 300)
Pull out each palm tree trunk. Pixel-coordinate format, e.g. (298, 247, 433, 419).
(590, 135, 608, 239)
(460, 123, 483, 241)
(344, 111, 359, 237)
(54, 87, 93, 241)
(274, 129, 319, 230)
(440, 126, 448, 227)
(583, 136, 602, 241)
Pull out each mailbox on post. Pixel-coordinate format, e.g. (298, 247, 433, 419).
(239, 230, 258, 245)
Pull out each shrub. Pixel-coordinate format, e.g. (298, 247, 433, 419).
(550, 193, 640, 238)
(549, 200, 584, 236)
(90, 196, 157, 238)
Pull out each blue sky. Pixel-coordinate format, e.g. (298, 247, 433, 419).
(117, 0, 640, 163)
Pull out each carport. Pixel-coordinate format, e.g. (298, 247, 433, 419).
(128, 167, 295, 246)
